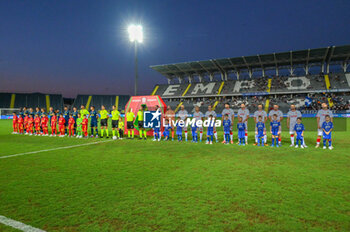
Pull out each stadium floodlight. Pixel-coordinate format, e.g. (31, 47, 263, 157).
(128, 25, 143, 43)
(128, 24, 143, 96)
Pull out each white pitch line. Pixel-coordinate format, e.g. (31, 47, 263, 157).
(0, 215, 46, 232)
(0, 140, 113, 159)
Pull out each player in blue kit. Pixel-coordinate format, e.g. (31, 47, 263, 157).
(48, 107, 55, 124)
(294, 117, 305, 148)
(270, 114, 281, 147)
(72, 107, 78, 135)
(176, 118, 183, 141)
(256, 116, 266, 146)
(191, 124, 198, 143)
(322, 115, 333, 150)
(163, 119, 171, 141)
(89, 106, 98, 138)
(206, 115, 214, 144)
(237, 117, 246, 145)
(222, 114, 231, 145)
(63, 106, 70, 135)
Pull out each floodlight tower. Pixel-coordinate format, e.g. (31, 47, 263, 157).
(128, 24, 143, 96)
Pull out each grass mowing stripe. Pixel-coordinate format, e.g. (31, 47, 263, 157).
(0, 140, 113, 159)
(0, 215, 46, 232)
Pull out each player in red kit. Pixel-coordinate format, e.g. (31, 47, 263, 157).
(34, 114, 41, 135)
(12, 113, 18, 134)
(18, 115, 24, 134)
(41, 113, 49, 136)
(24, 113, 29, 134)
(27, 115, 34, 135)
(58, 114, 66, 137)
(50, 114, 58, 136)
(68, 114, 75, 137)
(82, 115, 88, 138)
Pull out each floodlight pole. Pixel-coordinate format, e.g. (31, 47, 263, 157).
(134, 41, 138, 96)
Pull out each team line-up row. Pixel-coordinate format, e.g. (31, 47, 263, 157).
(11, 102, 335, 149)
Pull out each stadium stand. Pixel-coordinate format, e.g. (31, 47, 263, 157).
(0, 93, 12, 108)
(0, 92, 63, 111)
(72, 95, 130, 111)
(151, 73, 350, 98)
(151, 45, 350, 114)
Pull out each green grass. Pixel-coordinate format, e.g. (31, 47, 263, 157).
(0, 118, 349, 231)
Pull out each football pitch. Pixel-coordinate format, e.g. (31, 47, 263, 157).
(0, 118, 349, 231)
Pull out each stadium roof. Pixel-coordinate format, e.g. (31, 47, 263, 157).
(150, 45, 350, 81)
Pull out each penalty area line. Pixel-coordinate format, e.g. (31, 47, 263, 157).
(0, 140, 113, 159)
(0, 215, 46, 232)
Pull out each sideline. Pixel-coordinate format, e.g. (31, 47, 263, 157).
(0, 215, 46, 232)
(0, 140, 113, 159)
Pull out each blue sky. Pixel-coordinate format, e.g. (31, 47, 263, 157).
(0, 0, 349, 97)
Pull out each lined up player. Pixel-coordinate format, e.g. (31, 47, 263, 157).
(294, 117, 305, 148)
(163, 119, 171, 141)
(206, 115, 214, 144)
(58, 114, 65, 137)
(221, 103, 235, 144)
(237, 104, 249, 144)
(287, 105, 304, 147)
(99, 105, 109, 138)
(222, 114, 231, 145)
(164, 106, 175, 141)
(80, 105, 89, 118)
(111, 105, 121, 140)
(205, 105, 218, 142)
(269, 105, 283, 145)
(50, 113, 57, 136)
(322, 115, 333, 150)
(63, 106, 70, 135)
(193, 106, 204, 142)
(35, 107, 41, 117)
(253, 104, 267, 145)
(316, 103, 333, 148)
(68, 114, 75, 137)
(270, 114, 281, 147)
(126, 108, 135, 139)
(48, 107, 55, 126)
(255, 115, 266, 146)
(90, 106, 99, 138)
(178, 105, 188, 141)
(72, 107, 79, 134)
(237, 117, 246, 146)
(12, 112, 18, 134)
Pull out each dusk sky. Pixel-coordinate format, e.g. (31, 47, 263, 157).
(0, 0, 349, 98)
